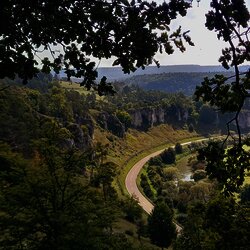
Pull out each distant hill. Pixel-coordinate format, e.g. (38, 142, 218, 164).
(59, 64, 249, 82)
(100, 64, 249, 81)
(123, 71, 235, 96)
(57, 65, 249, 95)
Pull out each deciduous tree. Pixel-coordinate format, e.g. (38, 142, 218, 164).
(0, 0, 193, 94)
(195, 0, 250, 194)
(148, 203, 176, 249)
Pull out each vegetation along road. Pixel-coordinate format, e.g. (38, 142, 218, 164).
(125, 138, 212, 231)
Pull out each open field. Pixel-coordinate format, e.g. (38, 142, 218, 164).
(60, 81, 104, 100)
(60, 81, 89, 94)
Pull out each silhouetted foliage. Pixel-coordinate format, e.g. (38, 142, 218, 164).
(0, 0, 193, 94)
(240, 184, 250, 204)
(174, 196, 250, 250)
(195, 0, 250, 193)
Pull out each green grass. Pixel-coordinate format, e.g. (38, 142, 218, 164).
(60, 81, 89, 94)
(118, 136, 206, 197)
(92, 124, 204, 197)
(60, 81, 104, 100)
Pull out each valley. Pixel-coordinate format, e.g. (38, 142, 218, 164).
(0, 72, 249, 250)
(1, 1, 250, 249)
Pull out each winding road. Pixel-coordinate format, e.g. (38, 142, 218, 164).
(125, 138, 211, 231)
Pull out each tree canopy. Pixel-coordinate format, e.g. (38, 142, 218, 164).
(148, 203, 176, 249)
(194, 0, 250, 194)
(0, 0, 193, 94)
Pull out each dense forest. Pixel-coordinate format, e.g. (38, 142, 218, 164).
(124, 72, 234, 95)
(140, 141, 250, 249)
(1, 0, 250, 249)
(1, 74, 250, 249)
(0, 76, 193, 249)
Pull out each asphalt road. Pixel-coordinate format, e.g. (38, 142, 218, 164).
(125, 138, 211, 231)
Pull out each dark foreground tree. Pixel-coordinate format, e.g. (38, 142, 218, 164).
(0, 0, 193, 94)
(195, 0, 250, 194)
(174, 196, 250, 250)
(240, 184, 250, 204)
(148, 203, 176, 249)
(0, 131, 129, 250)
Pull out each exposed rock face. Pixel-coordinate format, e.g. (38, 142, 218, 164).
(128, 107, 188, 130)
(107, 114, 125, 137)
(76, 113, 95, 138)
(67, 123, 93, 149)
(238, 111, 250, 129)
(201, 110, 250, 130)
(97, 112, 125, 137)
(97, 112, 109, 130)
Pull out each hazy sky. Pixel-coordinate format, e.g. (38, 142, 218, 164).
(153, 0, 226, 66)
(99, 0, 250, 67)
(41, 1, 249, 68)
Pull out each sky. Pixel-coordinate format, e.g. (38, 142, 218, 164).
(41, 0, 250, 68)
(99, 0, 250, 67)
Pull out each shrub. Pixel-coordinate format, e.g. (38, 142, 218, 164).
(188, 123, 194, 132)
(140, 174, 154, 200)
(176, 213, 188, 225)
(164, 167, 179, 181)
(175, 143, 183, 154)
(148, 156, 163, 167)
(160, 147, 176, 164)
(192, 170, 207, 182)
(125, 230, 134, 236)
(240, 184, 250, 204)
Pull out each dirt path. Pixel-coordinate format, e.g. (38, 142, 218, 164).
(125, 138, 211, 232)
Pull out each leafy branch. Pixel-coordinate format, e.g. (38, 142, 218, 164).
(195, 0, 250, 194)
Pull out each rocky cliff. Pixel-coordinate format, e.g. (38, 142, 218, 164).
(128, 107, 189, 130)
(238, 111, 250, 129)
(97, 112, 125, 137)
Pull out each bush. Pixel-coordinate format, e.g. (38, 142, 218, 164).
(140, 174, 154, 200)
(116, 110, 132, 130)
(240, 184, 250, 204)
(148, 156, 163, 167)
(160, 147, 176, 164)
(164, 167, 179, 181)
(175, 143, 183, 154)
(192, 170, 207, 182)
(176, 213, 188, 225)
(188, 123, 194, 132)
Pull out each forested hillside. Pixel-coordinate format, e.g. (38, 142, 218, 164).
(1, 71, 250, 249)
(0, 76, 200, 249)
(1, 0, 249, 249)
(124, 72, 233, 95)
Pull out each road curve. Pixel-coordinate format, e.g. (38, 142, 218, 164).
(125, 149, 165, 214)
(125, 138, 211, 230)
